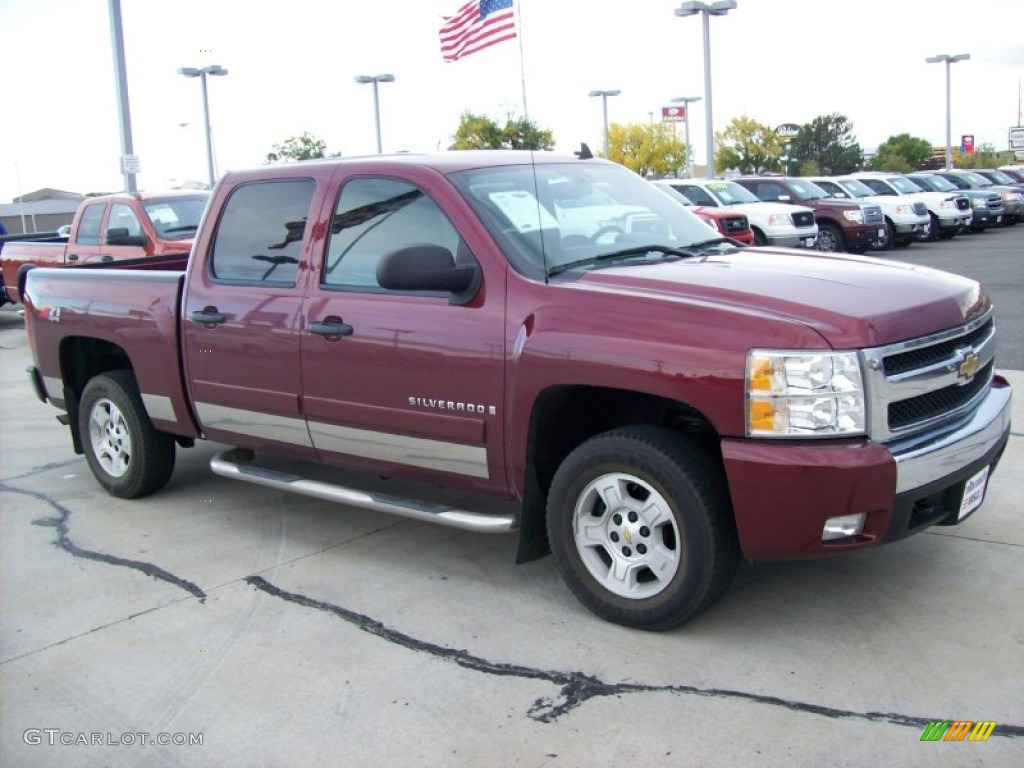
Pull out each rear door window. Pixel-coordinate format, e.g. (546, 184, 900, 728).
(75, 203, 106, 245)
(209, 180, 314, 285)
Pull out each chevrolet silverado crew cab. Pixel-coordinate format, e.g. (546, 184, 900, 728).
(732, 176, 882, 253)
(22, 152, 1012, 630)
(651, 178, 818, 248)
(1, 190, 207, 305)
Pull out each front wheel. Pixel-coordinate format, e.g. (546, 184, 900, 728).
(79, 370, 176, 498)
(815, 223, 844, 253)
(546, 426, 739, 630)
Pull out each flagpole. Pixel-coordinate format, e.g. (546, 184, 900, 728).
(515, 0, 528, 120)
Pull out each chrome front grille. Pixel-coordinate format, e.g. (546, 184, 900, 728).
(862, 309, 996, 442)
(863, 205, 883, 224)
(954, 196, 970, 211)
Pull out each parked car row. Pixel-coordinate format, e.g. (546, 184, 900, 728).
(656, 168, 1022, 255)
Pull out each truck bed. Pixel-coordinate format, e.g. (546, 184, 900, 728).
(24, 262, 200, 441)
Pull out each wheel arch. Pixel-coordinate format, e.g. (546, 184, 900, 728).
(58, 336, 133, 454)
(515, 384, 722, 564)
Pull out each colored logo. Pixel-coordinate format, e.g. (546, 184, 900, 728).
(958, 351, 981, 381)
(920, 720, 996, 742)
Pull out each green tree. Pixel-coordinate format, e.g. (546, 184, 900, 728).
(789, 113, 863, 175)
(606, 123, 687, 178)
(449, 111, 554, 150)
(714, 115, 784, 175)
(871, 133, 933, 171)
(265, 132, 335, 163)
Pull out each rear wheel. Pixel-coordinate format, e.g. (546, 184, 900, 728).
(546, 426, 739, 630)
(79, 370, 175, 498)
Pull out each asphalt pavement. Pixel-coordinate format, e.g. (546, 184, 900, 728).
(1, 226, 1021, 767)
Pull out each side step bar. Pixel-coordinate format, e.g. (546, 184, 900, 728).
(210, 448, 517, 534)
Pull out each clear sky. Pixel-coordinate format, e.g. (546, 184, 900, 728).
(1, 0, 1022, 201)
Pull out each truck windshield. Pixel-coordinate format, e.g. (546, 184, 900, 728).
(142, 195, 209, 240)
(837, 179, 876, 198)
(887, 176, 923, 194)
(702, 181, 760, 205)
(907, 175, 956, 193)
(787, 180, 828, 200)
(449, 162, 722, 279)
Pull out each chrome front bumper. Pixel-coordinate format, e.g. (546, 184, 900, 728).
(891, 379, 1012, 494)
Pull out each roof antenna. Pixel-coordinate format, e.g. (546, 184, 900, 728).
(574, 143, 594, 160)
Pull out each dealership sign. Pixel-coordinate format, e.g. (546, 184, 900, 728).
(1009, 126, 1024, 149)
(775, 123, 801, 139)
(662, 106, 686, 122)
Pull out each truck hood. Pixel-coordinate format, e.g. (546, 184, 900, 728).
(572, 248, 986, 348)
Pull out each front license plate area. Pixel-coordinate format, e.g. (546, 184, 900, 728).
(958, 465, 990, 521)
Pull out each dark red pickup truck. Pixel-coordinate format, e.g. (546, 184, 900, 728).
(21, 152, 1012, 629)
(1, 191, 206, 305)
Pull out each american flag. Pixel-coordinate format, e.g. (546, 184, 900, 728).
(439, 0, 517, 63)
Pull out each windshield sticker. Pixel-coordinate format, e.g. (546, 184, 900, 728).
(488, 190, 558, 233)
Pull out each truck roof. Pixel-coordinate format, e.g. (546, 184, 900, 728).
(228, 151, 599, 180)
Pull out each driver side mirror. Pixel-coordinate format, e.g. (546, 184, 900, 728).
(376, 244, 481, 306)
(106, 227, 148, 247)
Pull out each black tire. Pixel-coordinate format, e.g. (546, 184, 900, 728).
(879, 219, 896, 250)
(546, 425, 739, 630)
(78, 370, 175, 499)
(815, 223, 844, 253)
(751, 227, 768, 246)
(924, 213, 940, 242)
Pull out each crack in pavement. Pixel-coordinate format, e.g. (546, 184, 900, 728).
(244, 575, 1024, 735)
(1, 483, 207, 602)
(0, 457, 84, 484)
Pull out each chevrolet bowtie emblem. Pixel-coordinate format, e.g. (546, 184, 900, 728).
(958, 351, 980, 381)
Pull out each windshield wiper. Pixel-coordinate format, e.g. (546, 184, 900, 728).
(688, 237, 742, 250)
(547, 244, 700, 277)
(162, 224, 199, 233)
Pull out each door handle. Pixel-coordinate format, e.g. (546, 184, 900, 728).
(190, 309, 227, 325)
(67, 254, 79, 262)
(101, 255, 114, 262)
(309, 320, 354, 337)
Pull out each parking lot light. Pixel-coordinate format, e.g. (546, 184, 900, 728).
(355, 74, 395, 155)
(177, 65, 229, 188)
(588, 90, 621, 159)
(925, 53, 970, 171)
(675, 1, 737, 178)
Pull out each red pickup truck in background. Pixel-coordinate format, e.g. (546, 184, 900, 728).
(1, 190, 206, 305)
(21, 152, 1012, 629)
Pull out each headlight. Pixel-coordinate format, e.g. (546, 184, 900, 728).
(843, 210, 864, 223)
(895, 204, 913, 215)
(939, 199, 956, 210)
(971, 198, 985, 209)
(1000, 191, 1016, 202)
(746, 351, 866, 437)
(768, 213, 793, 226)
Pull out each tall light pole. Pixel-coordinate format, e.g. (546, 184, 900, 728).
(925, 53, 970, 171)
(588, 89, 621, 158)
(177, 65, 229, 188)
(675, 1, 736, 178)
(355, 74, 395, 154)
(671, 95, 702, 177)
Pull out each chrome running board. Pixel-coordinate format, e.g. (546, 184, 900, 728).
(210, 448, 516, 533)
